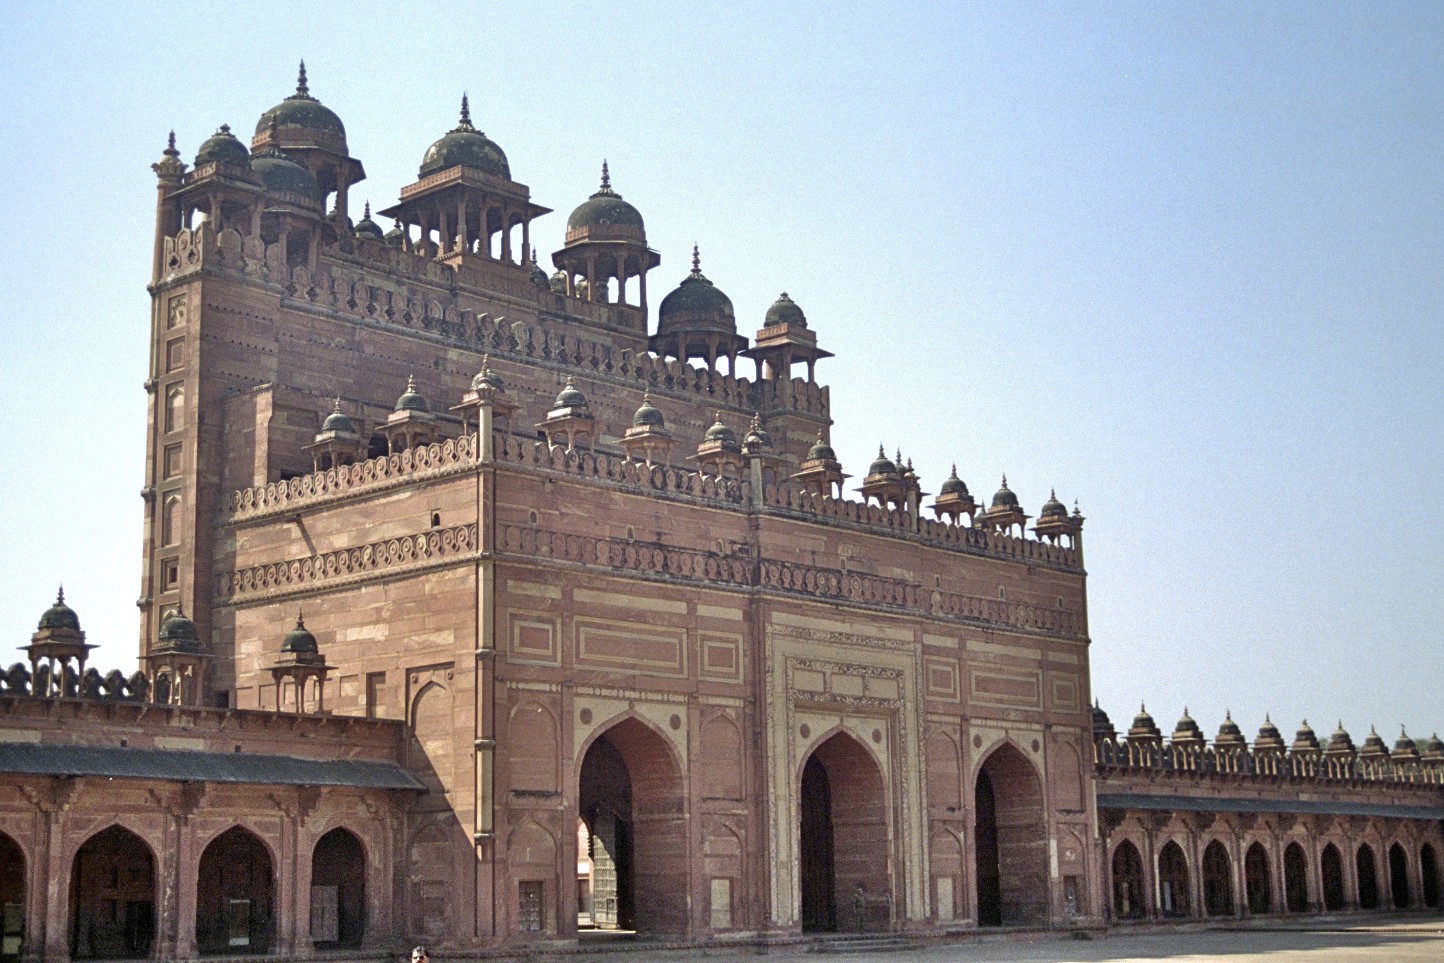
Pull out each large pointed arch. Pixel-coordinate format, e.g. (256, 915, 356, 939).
(1283, 841, 1308, 912)
(798, 729, 889, 933)
(1389, 842, 1410, 909)
(974, 742, 1047, 926)
(0, 831, 22, 962)
(1245, 841, 1271, 914)
(70, 825, 155, 959)
(196, 826, 274, 954)
(1157, 840, 1190, 917)
(310, 828, 365, 949)
(1202, 840, 1232, 916)
(1110, 840, 1145, 919)
(1321, 843, 1345, 911)
(1357, 843, 1380, 909)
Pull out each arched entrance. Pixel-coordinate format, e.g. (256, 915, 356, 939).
(196, 827, 273, 954)
(1421, 844, 1440, 909)
(578, 718, 687, 935)
(1357, 844, 1379, 909)
(974, 744, 1047, 926)
(1321, 844, 1345, 911)
(310, 829, 365, 948)
(1202, 841, 1232, 916)
(1389, 843, 1410, 909)
(1245, 842, 1271, 914)
(1283, 842, 1308, 912)
(1110, 841, 1145, 919)
(0, 833, 23, 962)
(1157, 842, 1189, 917)
(70, 827, 155, 959)
(799, 732, 889, 933)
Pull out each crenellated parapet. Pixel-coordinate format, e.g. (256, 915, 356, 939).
(1095, 734, 1444, 785)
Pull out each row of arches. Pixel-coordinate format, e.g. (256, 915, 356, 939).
(1110, 837, 1440, 920)
(0, 825, 365, 959)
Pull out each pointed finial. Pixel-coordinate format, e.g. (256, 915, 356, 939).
(296, 61, 309, 96)
(362, 201, 372, 219)
(1140, 702, 1147, 712)
(601, 159, 611, 190)
(332, 396, 343, 413)
(407, 374, 417, 392)
(877, 444, 886, 457)
(1225, 709, 1233, 721)
(165, 130, 178, 157)
(531, 247, 540, 265)
(460, 92, 471, 126)
(1265, 712, 1272, 724)
(715, 410, 724, 423)
(895, 447, 903, 466)
(55, 585, 65, 605)
(691, 243, 701, 275)
(1001, 474, 1009, 488)
(642, 388, 652, 404)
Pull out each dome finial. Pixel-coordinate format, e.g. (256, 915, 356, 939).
(55, 585, 65, 605)
(691, 243, 701, 276)
(296, 60, 309, 97)
(165, 131, 178, 157)
(332, 396, 342, 413)
(363, 200, 371, 218)
(459, 92, 471, 127)
(1001, 473, 1009, 488)
(601, 159, 610, 190)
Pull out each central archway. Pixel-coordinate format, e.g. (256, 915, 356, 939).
(196, 827, 273, 954)
(1321, 844, 1345, 911)
(974, 744, 1047, 926)
(1202, 841, 1232, 916)
(1245, 842, 1271, 914)
(1357, 844, 1380, 909)
(578, 718, 687, 936)
(799, 732, 889, 933)
(70, 827, 155, 959)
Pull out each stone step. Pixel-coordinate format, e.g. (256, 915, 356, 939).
(807, 935, 924, 954)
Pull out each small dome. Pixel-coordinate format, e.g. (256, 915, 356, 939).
(1255, 714, 1287, 751)
(395, 375, 430, 413)
(1128, 703, 1162, 741)
(384, 219, 406, 247)
(1172, 708, 1205, 744)
(566, 161, 644, 234)
(470, 355, 503, 392)
(281, 613, 318, 654)
(703, 413, 736, 445)
(195, 124, 251, 168)
(807, 432, 837, 462)
(1394, 727, 1420, 760)
(1359, 725, 1390, 759)
(251, 119, 320, 199)
(991, 476, 1020, 510)
(157, 606, 200, 652)
(1292, 719, 1320, 752)
(632, 392, 665, 429)
(867, 446, 899, 477)
(1040, 489, 1067, 518)
(1215, 711, 1247, 749)
(1423, 733, 1444, 759)
(254, 62, 347, 146)
(37, 587, 80, 632)
(553, 377, 588, 410)
(1091, 701, 1116, 739)
(656, 246, 737, 338)
(353, 201, 384, 241)
(529, 251, 549, 288)
(743, 414, 771, 450)
(419, 95, 509, 179)
(939, 465, 968, 496)
(320, 398, 357, 434)
(764, 292, 807, 328)
(1325, 720, 1356, 755)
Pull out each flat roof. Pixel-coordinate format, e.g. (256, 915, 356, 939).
(1097, 792, 1444, 822)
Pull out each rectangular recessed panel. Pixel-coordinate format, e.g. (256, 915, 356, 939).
(576, 619, 686, 675)
(925, 658, 960, 701)
(970, 668, 1042, 708)
(509, 612, 559, 665)
(700, 633, 743, 681)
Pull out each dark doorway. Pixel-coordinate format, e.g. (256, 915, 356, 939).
(1389, 843, 1410, 909)
(1110, 841, 1145, 919)
(1283, 842, 1308, 913)
(70, 827, 155, 959)
(1157, 842, 1189, 917)
(1245, 842, 1271, 914)
(196, 827, 273, 954)
(578, 719, 687, 936)
(1321, 844, 1345, 911)
(1421, 844, 1439, 909)
(1202, 841, 1232, 916)
(310, 829, 365, 948)
(0, 833, 22, 963)
(974, 745, 1047, 926)
(1358, 844, 1379, 909)
(799, 733, 889, 933)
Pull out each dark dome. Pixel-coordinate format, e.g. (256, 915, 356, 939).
(1255, 715, 1287, 751)
(195, 124, 251, 168)
(158, 607, 200, 652)
(281, 614, 318, 654)
(1128, 704, 1162, 740)
(1360, 726, 1389, 757)
(1292, 720, 1320, 751)
(764, 292, 807, 328)
(1325, 721, 1356, 754)
(354, 201, 384, 241)
(703, 414, 736, 445)
(1041, 489, 1067, 518)
(37, 588, 80, 632)
(470, 356, 503, 392)
(252, 139, 320, 199)
(395, 375, 429, 413)
(633, 392, 664, 428)
(743, 414, 771, 450)
(320, 398, 357, 435)
(1091, 702, 1115, 737)
(1424, 733, 1444, 757)
(567, 162, 644, 234)
(529, 251, 549, 288)
(867, 446, 898, 477)
(384, 219, 406, 247)
(1215, 711, 1247, 748)
(991, 476, 1020, 510)
(807, 433, 836, 462)
(553, 377, 588, 410)
(419, 95, 509, 179)
(940, 465, 968, 495)
(656, 246, 737, 338)
(1395, 727, 1420, 758)
(1172, 708, 1204, 743)
(255, 62, 347, 145)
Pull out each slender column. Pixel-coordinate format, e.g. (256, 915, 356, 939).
(501, 209, 512, 263)
(585, 257, 596, 302)
(439, 208, 453, 256)
(458, 199, 470, 253)
(521, 215, 530, 266)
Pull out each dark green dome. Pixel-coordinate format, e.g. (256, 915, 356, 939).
(743, 415, 770, 450)
(764, 292, 806, 328)
(354, 202, 384, 241)
(633, 392, 664, 428)
(251, 131, 320, 199)
(395, 375, 429, 413)
(1326, 721, 1355, 754)
(1395, 728, 1420, 756)
(656, 246, 736, 338)
(320, 398, 357, 435)
(991, 476, 1019, 510)
(553, 377, 588, 409)
(867, 446, 898, 477)
(384, 219, 406, 247)
(1091, 702, 1114, 736)
(567, 162, 644, 234)
(806, 433, 836, 462)
(1424, 733, 1444, 756)
(37, 588, 80, 632)
(940, 465, 968, 496)
(1292, 720, 1319, 751)
(1041, 489, 1067, 518)
(158, 606, 201, 652)
(1255, 715, 1287, 750)
(281, 614, 318, 654)
(529, 251, 549, 288)
(195, 124, 251, 168)
(703, 414, 736, 445)
(1360, 726, 1389, 756)
(419, 95, 509, 179)
(255, 63, 347, 145)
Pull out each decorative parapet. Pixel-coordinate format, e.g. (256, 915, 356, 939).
(223, 435, 477, 521)
(1094, 737, 1444, 786)
(493, 434, 745, 504)
(0, 662, 150, 702)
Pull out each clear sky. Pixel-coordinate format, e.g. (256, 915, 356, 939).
(1, 3, 1440, 747)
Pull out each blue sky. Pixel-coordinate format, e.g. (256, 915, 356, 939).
(1, 3, 1440, 745)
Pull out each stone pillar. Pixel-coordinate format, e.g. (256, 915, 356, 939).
(501, 208, 512, 263)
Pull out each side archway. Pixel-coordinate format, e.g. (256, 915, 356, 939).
(1421, 843, 1440, 909)
(1110, 840, 1145, 919)
(1157, 841, 1189, 917)
(1283, 842, 1308, 913)
(70, 826, 155, 959)
(1357, 844, 1380, 909)
(1202, 840, 1232, 916)
(310, 828, 365, 948)
(0, 832, 22, 962)
(974, 743, 1047, 926)
(196, 827, 273, 954)
(799, 731, 889, 933)
(1244, 842, 1271, 914)
(1389, 843, 1410, 909)
(1321, 843, 1345, 911)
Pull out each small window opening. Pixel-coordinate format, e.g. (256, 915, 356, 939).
(431, 512, 442, 528)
